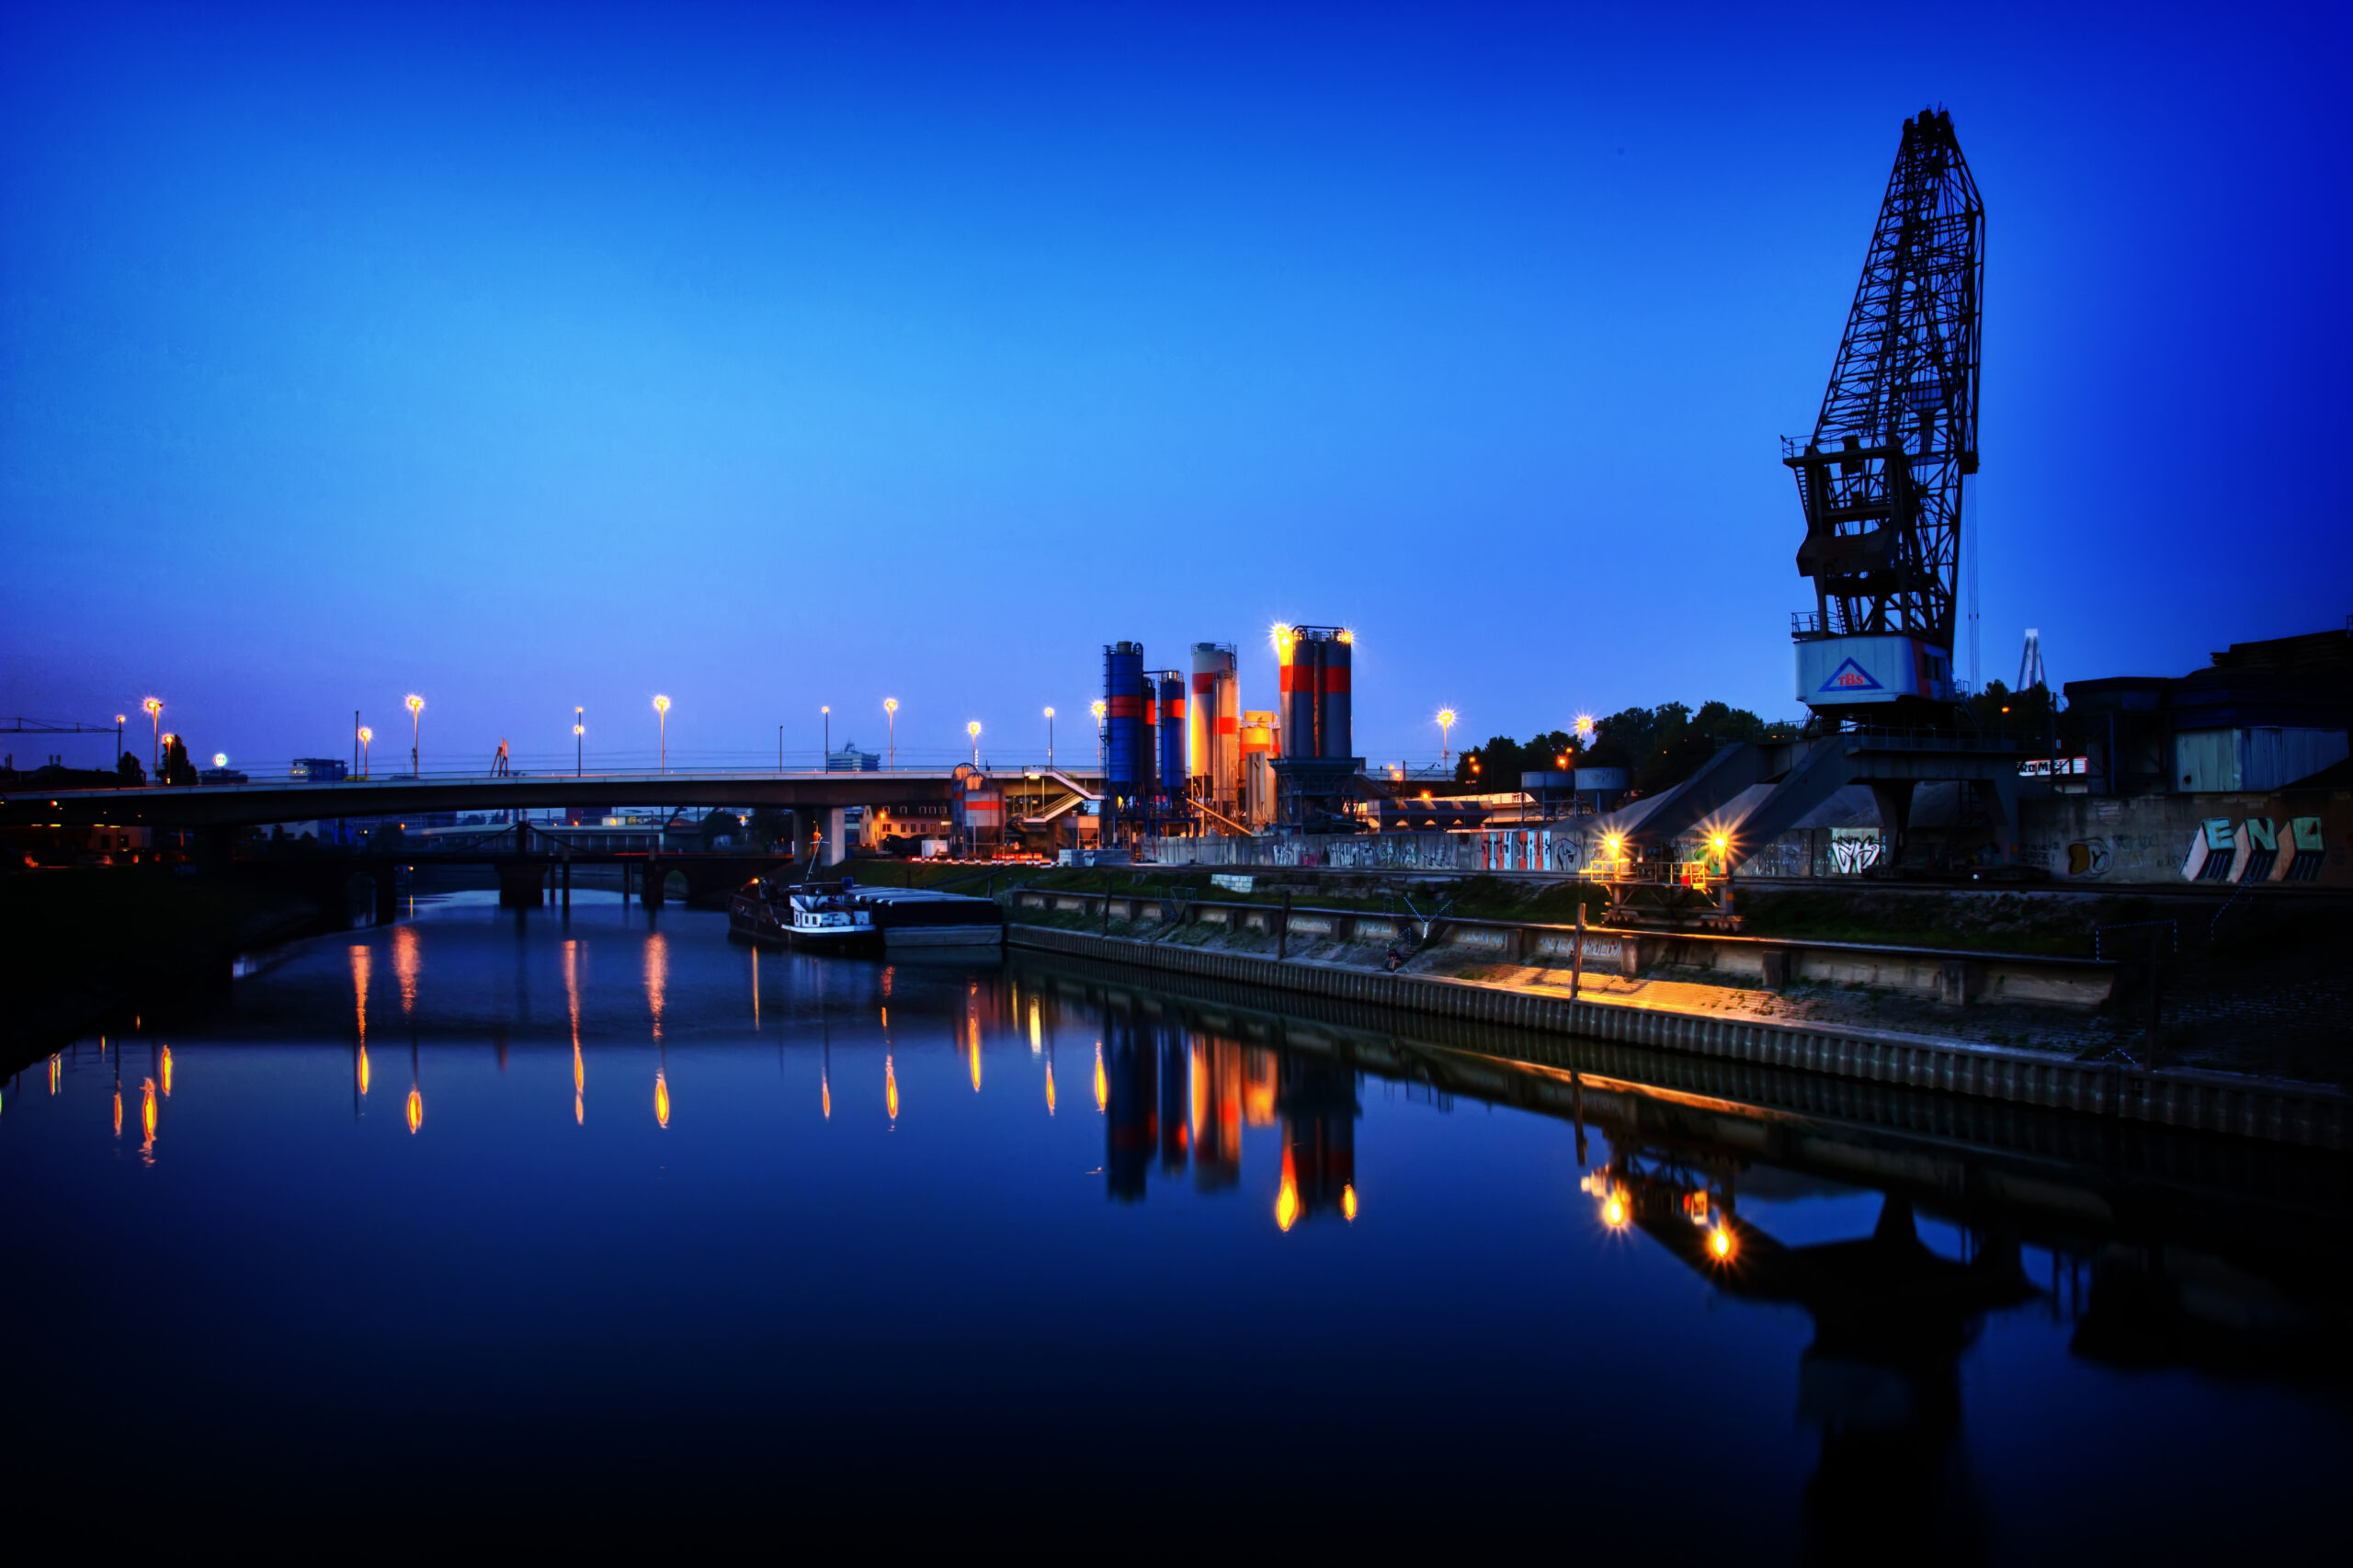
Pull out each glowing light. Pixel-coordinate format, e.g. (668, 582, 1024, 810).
(645, 933, 668, 1040)
(1092, 1042, 1107, 1115)
(1336, 629, 1352, 644)
(1089, 699, 1106, 722)
(822, 1070, 832, 1120)
(653, 694, 670, 715)
(574, 1093, 584, 1125)
(212, 753, 227, 768)
(1270, 623, 1293, 653)
(1710, 1226, 1736, 1262)
(159, 1045, 173, 1098)
(1602, 1194, 1628, 1229)
(141, 1077, 157, 1143)
(1341, 1184, 1358, 1221)
(969, 1036, 983, 1094)
(1028, 997, 1041, 1053)
(573, 1044, 584, 1096)
(50, 1054, 61, 1095)
(351, 943, 371, 1043)
(1044, 1061, 1057, 1116)
(394, 926, 420, 1015)
(654, 1072, 671, 1129)
(143, 699, 161, 718)
(406, 1087, 423, 1134)
(1275, 1146, 1300, 1233)
(113, 1088, 122, 1137)
(357, 1044, 370, 1096)
(885, 1054, 900, 1121)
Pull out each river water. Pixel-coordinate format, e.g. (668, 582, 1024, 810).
(5, 892, 2344, 1555)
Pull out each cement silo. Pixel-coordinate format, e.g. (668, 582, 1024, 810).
(1154, 670, 1187, 806)
(1189, 642, 1239, 812)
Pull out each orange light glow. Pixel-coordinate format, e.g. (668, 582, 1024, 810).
(644, 934, 668, 1040)
(573, 1043, 585, 1096)
(1275, 1146, 1301, 1233)
(351, 943, 372, 1043)
(1341, 1184, 1358, 1222)
(885, 1055, 900, 1121)
(113, 1088, 122, 1138)
(1092, 1043, 1107, 1115)
(970, 1038, 983, 1093)
(159, 1046, 173, 1098)
(1709, 1226, 1736, 1262)
(654, 1071, 671, 1129)
(406, 1087, 423, 1135)
(822, 1071, 832, 1120)
(141, 1077, 157, 1143)
(358, 1044, 370, 1097)
(1028, 998, 1041, 1052)
(1044, 1061, 1057, 1116)
(1602, 1195, 1628, 1229)
(393, 926, 419, 1015)
(50, 1054, 61, 1095)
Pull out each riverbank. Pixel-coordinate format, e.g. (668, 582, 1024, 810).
(0, 868, 330, 1065)
(1004, 915, 2349, 1150)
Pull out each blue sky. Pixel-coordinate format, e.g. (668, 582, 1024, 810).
(3, 2, 2347, 772)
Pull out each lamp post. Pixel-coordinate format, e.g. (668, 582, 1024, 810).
(115, 714, 125, 767)
(1091, 698, 1107, 775)
(654, 695, 671, 774)
(358, 727, 373, 777)
(1044, 707, 1055, 772)
(884, 699, 897, 770)
(778, 723, 784, 775)
(143, 699, 162, 775)
(967, 721, 982, 768)
(822, 705, 830, 765)
(405, 695, 424, 778)
(574, 707, 585, 777)
(1438, 709, 1456, 779)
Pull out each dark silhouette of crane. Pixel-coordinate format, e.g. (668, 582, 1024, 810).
(1788, 108, 1984, 725)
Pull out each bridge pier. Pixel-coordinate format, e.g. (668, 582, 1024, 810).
(642, 859, 664, 907)
(495, 859, 546, 909)
(561, 858, 571, 911)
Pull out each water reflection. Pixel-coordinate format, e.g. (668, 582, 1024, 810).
(10, 897, 2340, 1555)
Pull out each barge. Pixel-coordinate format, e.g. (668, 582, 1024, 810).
(729, 877, 1004, 952)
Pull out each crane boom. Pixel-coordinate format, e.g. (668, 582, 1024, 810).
(1787, 108, 1983, 722)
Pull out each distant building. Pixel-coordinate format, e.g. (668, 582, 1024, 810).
(2064, 627, 2351, 795)
(290, 757, 347, 782)
(825, 740, 881, 773)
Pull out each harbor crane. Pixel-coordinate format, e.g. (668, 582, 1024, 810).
(1787, 108, 1984, 726)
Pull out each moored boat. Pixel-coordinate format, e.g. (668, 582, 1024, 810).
(728, 876, 1003, 951)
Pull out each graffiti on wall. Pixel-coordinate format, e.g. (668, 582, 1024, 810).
(2181, 815, 2327, 883)
(2065, 838, 2113, 878)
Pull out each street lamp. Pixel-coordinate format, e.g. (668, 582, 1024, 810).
(1044, 707, 1055, 772)
(967, 721, 982, 768)
(114, 714, 125, 767)
(1438, 709, 1456, 778)
(574, 707, 585, 777)
(358, 727, 373, 777)
(142, 699, 162, 774)
(405, 695, 424, 778)
(822, 705, 831, 764)
(1091, 698, 1107, 775)
(654, 695, 671, 774)
(884, 698, 897, 770)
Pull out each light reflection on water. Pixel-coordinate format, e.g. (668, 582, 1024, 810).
(2, 889, 2346, 1554)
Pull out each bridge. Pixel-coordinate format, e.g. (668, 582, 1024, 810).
(2, 765, 1107, 915)
(1, 766, 1106, 843)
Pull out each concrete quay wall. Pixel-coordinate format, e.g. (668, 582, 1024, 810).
(1006, 925, 2347, 1151)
